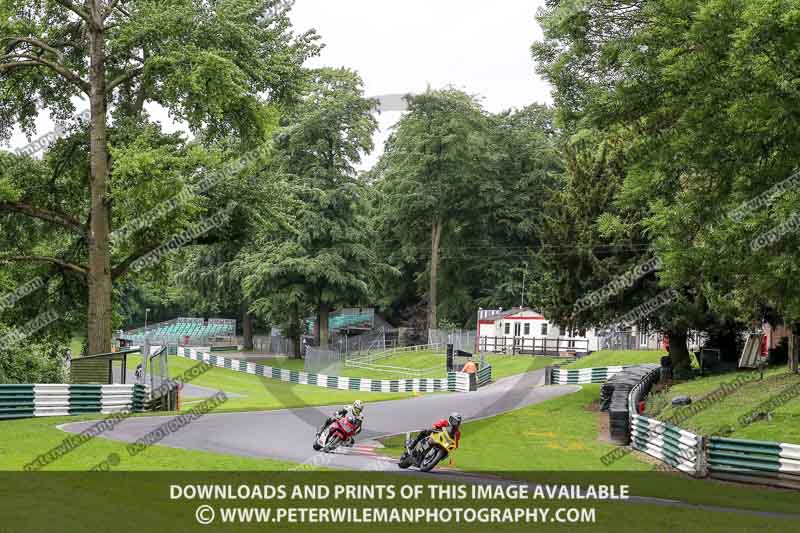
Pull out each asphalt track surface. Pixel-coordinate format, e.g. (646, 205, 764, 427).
(62, 369, 578, 470)
(58, 369, 800, 521)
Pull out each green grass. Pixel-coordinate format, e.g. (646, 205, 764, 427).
(126, 355, 414, 412)
(0, 415, 303, 471)
(379, 384, 799, 515)
(339, 350, 446, 379)
(646, 365, 800, 443)
(382, 385, 646, 471)
(484, 354, 559, 378)
(259, 350, 558, 381)
(563, 350, 667, 369)
(68, 335, 83, 356)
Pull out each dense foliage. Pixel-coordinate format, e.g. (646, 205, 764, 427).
(3, 0, 799, 378)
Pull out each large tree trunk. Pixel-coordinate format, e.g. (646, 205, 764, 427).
(318, 302, 330, 349)
(667, 328, 692, 373)
(428, 220, 443, 331)
(241, 302, 254, 351)
(291, 302, 301, 359)
(86, 15, 112, 355)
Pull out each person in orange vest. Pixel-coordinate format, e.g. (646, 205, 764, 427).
(461, 358, 478, 374)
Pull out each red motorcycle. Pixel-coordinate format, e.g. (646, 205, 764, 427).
(313, 414, 361, 453)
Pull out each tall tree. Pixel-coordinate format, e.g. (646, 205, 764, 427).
(0, 0, 318, 353)
(529, 0, 800, 370)
(244, 68, 380, 349)
(374, 89, 491, 330)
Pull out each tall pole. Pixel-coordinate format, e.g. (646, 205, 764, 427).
(521, 264, 527, 308)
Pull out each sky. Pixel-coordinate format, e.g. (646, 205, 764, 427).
(5, 0, 553, 170)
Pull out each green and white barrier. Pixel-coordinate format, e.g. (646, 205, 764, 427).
(447, 372, 471, 393)
(0, 384, 148, 420)
(551, 366, 634, 384)
(476, 365, 492, 388)
(708, 436, 800, 489)
(631, 413, 704, 476)
(179, 347, 492, 393)
(622, 371, 800, 488)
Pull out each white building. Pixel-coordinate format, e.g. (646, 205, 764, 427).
(476, 307, 601, 355)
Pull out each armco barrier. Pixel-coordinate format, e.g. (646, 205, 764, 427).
(178, 347, 491, 393)
(621, 368, 800, 487)
(708, 436, 800, 489)
(631, 414, 705, 476)
(550, 365, 635, 385)
(626, 366, 661, 414)
(0, 384, 148, 420)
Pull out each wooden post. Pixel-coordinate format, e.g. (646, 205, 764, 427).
(790, 332, 799, 374)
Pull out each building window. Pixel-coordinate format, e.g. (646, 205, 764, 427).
(504, 323, 510, 335)
(541, 323, 548, 335)
(524, 323, 530, 335)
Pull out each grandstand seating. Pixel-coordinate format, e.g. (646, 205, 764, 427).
(308, 311, 374, 332)
(119, 318, 235, 344)
(142, 322, 232, 337)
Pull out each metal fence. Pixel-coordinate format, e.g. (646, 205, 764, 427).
(304, 347, 344, 375)
(428, 329, 476, 353)
(329, 328, 399, 355)
(347, 343, 447, 364)
(478, 336, 590, 356)
(249, 335, 294, 355)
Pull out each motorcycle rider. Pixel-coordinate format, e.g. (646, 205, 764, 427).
(318, 400, 364, 447)
(406, 413, 462, 453)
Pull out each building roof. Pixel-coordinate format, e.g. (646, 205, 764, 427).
(480, 307, 545, 322)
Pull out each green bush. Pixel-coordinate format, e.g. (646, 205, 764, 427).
(0, 330, 66, 384)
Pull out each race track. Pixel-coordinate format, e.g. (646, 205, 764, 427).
(61, 369, 579, 470)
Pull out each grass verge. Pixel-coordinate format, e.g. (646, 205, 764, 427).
(125, 355, 414, 412)
(563, 350, 668, 369)
(255, 350, 558, 380)
(646, 365, 800, 443)
(0, 415, 302, 471)
(378, 384, 799, 515)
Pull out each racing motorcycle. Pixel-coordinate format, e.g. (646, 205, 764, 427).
(398, 428, 457, 472)
(313, 414, 361, 453)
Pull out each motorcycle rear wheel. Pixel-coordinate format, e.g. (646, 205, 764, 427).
(398, 453, 412, 469)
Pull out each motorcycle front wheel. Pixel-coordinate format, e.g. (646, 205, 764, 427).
(419, 447, 445, 472)
(324, 434, 341, 453)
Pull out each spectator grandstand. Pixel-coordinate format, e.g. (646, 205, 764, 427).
(118, 317, 236, 345)
(307, 308, 376, 334)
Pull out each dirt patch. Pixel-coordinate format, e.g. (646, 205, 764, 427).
(585, 399, 601, 412)
(595, 410, 615, 444)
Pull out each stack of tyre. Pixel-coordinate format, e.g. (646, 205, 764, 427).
(600, 365, 660, 443)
